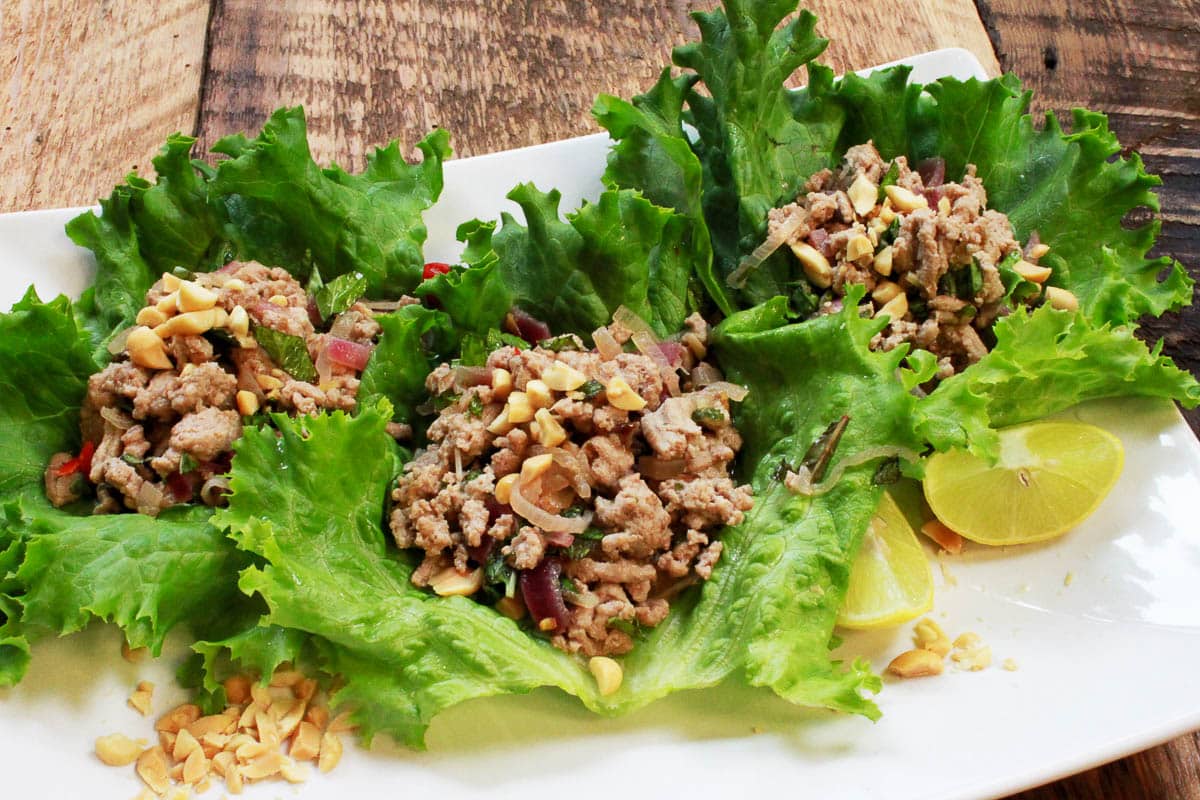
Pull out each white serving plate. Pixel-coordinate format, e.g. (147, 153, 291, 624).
(3, 48, 1199, 800)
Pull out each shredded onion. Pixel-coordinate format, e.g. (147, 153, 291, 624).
(700, 381, 749, 403)
(315, 344, 334, 386)
(690, 362, 723, 387)
(100, 406, 134, 430)
(454, 448, 464, 482)
(728, 210, 807, 289)
(200, 476, 231, 507)
(784, 445, 921, 497)
(329, 312, 359, 339)
(592, 326, 621, 360)
(135, 481, 166, 516)
(638, 456, 686, 480)
(453, 366, 493, 389)
(363, 300, 407, 312)
(613, 305, 658, 340)
(549, 449, 591, 499)
(107, 326, 133, 356)
(510, 478, 592, 533)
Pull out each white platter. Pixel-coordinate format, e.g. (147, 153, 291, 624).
(3, 47, 1200, 800)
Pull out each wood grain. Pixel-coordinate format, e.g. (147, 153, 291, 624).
(0, 0, 210, 211)
(975, 0, 1200, 432)
(977, 4, 1200, 794)
(195, 0, 998, 167)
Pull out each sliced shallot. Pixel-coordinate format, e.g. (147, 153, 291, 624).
(510, 478, 592, 533)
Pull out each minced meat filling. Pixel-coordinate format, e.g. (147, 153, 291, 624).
(768, 142, 1059, 378)
(389, 313, 754, 657)
(46, 261, 392, 517)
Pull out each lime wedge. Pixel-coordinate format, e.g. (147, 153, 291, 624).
(838, 491, 934, 629)
(923, 421, 1124, 546)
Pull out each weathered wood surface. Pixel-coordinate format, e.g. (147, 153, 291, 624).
(980, 5, 1200, 796)
(0, 0, 210, 210)
(195, 0, 999, 167)
(0, 2, 1196, 797)
(977, 0, 1200, 433)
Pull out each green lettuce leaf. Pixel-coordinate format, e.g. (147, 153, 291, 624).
(918, 305, 1200, 455)
(672, 3, 828, 306)
(216, 405, 598, 747)
(357, 305, 460, 425)
(486, 184, 701, 337)
(211, 108, 451, 296)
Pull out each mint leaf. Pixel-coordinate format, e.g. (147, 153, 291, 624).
(252, 325, 317, 383)
(315, 271, 368, 321)
(357, 305, 459, 424)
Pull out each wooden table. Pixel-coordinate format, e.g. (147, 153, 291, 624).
(1, 2, 1197, 797)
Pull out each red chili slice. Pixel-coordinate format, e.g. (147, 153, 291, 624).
(422, 262, 452, 280)
(55, 441, 96, 477)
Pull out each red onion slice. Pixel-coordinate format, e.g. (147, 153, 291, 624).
(508, 307, 551, 345)
(520, 558, 570, 634)
(917, 157, 946, 188)
(326, 337, 373, 371)
(453, 366, 493, 389)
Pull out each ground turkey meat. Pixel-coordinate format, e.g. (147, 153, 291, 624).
(46, 261, 387, 516)
(765, 141, 1061, 378)
(389, 317, 754, 657)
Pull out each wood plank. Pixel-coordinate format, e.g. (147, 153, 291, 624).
(0, 1, 210, 212)
(977, 4, 1200, 795)
(974, 0, 1200, 434)
(195, 0, 998, 167)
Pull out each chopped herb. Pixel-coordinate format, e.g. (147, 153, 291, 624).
(879, 216, 901, 246)
(579, 380, 604, 400)
(540, 334, 582, 352)
(484, 549, 515, 593)
(486, 328, 529, 351)
(558, 574, 579, 598)
(564, 539, 596, 560)
(691, 407, 727, 427)
(170, 266, 196, 281)
(179, 453, 199, 474)
(468, 394, 484, 417)
(315, 271, 368, 321)
(872, 457, 902, 485)
(800, 414, 850, 483)
(577, 525, 605, 540)
(253, 325, 318, 382)
(463, 469, 482, 483)
(433, 392, 460, 411)
(560, 505, 588, 518)
(877, 161, 900, 201)
(908, 298, 928, 318)
(120, 453, 145, 467)
(458, 334, 488, 367)
(608, 619, 641, 636)
(789, 280, 820, 318)
(967, 259, 984, 298)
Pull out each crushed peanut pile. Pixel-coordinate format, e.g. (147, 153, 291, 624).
(98, 666, 353, 797)
(886, 618, 996, 678)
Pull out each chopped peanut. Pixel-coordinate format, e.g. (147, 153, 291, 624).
(847, 173, 877, 217)
(871, 280, 903, 305)
(177, 280, 219, 312)
(290, 721, 323, 762)
(789, 241, 832, 288)
(605, 376, 646, 411)
(1014, 259, 1052, 283)
(95, 733, 143, 766)
(520, 453, 554, 482)
(588, 656, 624, 696)
(136, 746, 171, 796)
(505, 391, 535, 423)
(224, 278, 247, 292)
(845, 234, 874, 264)
(491, 367, 513, 399)
(135, 306, 169, 328)
(887, 648, 944, 678)
(429, 567, 483, 597)
(268, 294, 289, 307)
(884, 184, 928, 212)
(533, 408, 567, 448)
(228, 305, 250, 337)
(876, 291, 908, 321)
(494, 473, 518, 505)
(1044, 286, 1079, 311)
(318, 731, 344, 773)
(540, 361, 587, 391)
(526, 379, 553, 409)
(126, 326, 173, 371)
(873, 244, 894, 276)
(154, 308, 221, 338)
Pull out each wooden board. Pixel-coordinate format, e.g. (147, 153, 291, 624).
(0, 1, 210, 211)
(976, 0, 1200, 433)
(195, 0, 999, 166)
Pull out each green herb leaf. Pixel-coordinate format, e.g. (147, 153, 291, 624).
(315, 271, 368, 321)
(252, 325, 317, 383)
